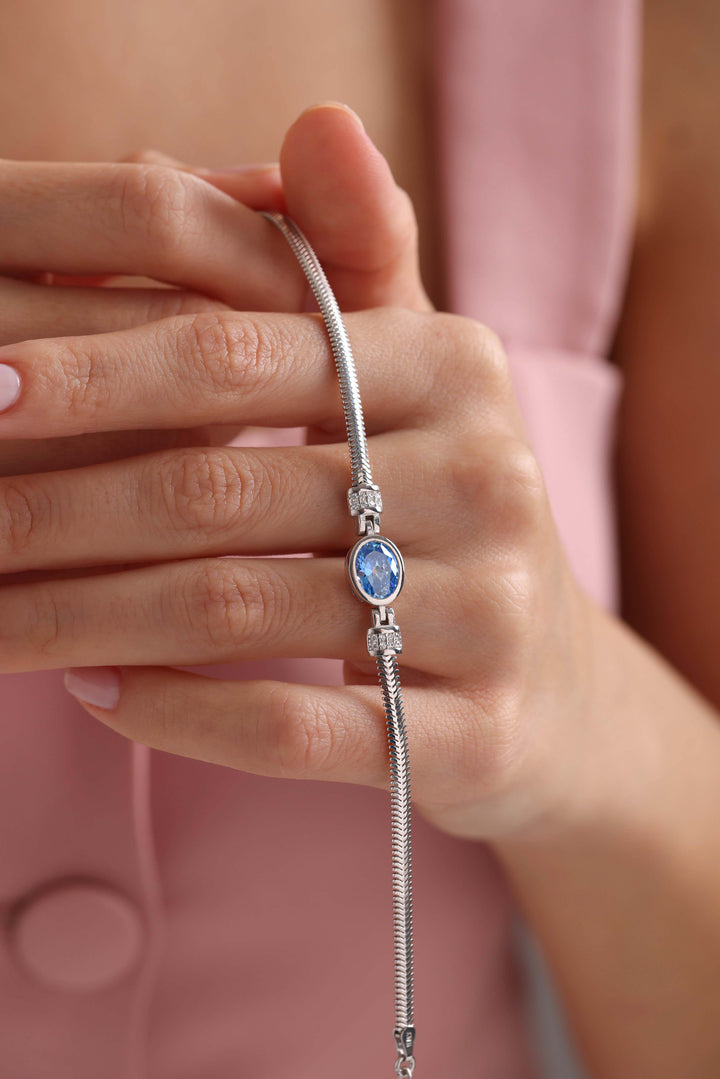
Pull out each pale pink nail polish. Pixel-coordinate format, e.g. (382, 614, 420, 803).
(64, 667, 121, 710)
(0, 364, 21, 412)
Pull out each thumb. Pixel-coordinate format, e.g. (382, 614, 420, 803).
(279, 103, 432, 312)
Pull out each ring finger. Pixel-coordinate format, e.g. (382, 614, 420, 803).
(0, 554, 489, 679)
(0, 431, 453, 574)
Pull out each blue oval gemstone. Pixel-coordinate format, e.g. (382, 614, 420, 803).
(354, 540, 400, 600)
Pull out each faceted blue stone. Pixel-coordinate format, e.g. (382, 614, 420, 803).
(354, 540, 400, 600)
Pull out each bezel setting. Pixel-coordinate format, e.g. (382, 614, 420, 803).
(345, 535, 405, 606)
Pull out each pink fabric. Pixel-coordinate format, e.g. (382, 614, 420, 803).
(434, 0, 638, 609)
(0, 2, 638, 1075)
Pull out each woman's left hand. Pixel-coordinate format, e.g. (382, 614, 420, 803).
(0, 105, 593, 842)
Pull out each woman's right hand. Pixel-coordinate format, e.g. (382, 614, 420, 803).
(0, 155, 298, 478)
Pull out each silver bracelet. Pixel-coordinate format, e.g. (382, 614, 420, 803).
(260, 211, 416, 1078)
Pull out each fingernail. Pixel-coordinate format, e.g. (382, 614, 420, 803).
(64, 667, 121, 710)
(299, 101, 366, 132)
(195, 162, 280, 176)
(0, 364, 21, 412)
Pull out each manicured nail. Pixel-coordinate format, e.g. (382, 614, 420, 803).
(0, 364, 21, 412)
(195, 162, 280, 176)
(64, 667, 121, 710)
(300, 101, 366, 131)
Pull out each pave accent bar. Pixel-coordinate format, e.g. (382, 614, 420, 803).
(368, 623, 403, 657)
(347, 483, 383, 535)
(347, 483, 383, 514)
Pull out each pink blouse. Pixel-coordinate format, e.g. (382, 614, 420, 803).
(0, 2, 638, 1075)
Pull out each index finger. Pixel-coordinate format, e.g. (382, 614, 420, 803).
(0, 161, 306, 310)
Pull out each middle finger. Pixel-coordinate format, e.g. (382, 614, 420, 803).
(0, 308, 455, 438)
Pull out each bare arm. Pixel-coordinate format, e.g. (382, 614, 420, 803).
(496, 606, 720, 1078)
(614, 0, 720, 703)
(492, 4, 720, 1076)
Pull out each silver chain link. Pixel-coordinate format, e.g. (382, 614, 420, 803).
(260, 211, 416, 1075)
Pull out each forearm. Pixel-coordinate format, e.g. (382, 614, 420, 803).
(493, 598, 720, 1079)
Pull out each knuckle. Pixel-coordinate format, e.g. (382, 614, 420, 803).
(373, 308, 446, 417)
(446, 432, 546, 544)
(178, 561, 291, 654)
(116, 164, 202, 254)
(179, 562, 254, 652)
(24, 586, 64, 658)
(439, 315, 510, 405)
(449, 549, 539, 664)
(477, 323, 507, 375)
(181, 312, 284, 396)
(444, 429, 493, 514)
(182, 311, 244, 392)
(468, 325, 509, 395)
(0, 478, 54, 560)
(156, 448, 257, 539)
(42, 340, 108, 414)
(493, 439, 547, 543)
(264, 684, 338, 779)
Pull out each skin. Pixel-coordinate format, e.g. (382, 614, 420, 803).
(0, 4, 718, 1077)
(613, 0, 720, 705)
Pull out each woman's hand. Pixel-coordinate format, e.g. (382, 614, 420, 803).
(0, 105, 593, 842)
(0, 147, 298, 478)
